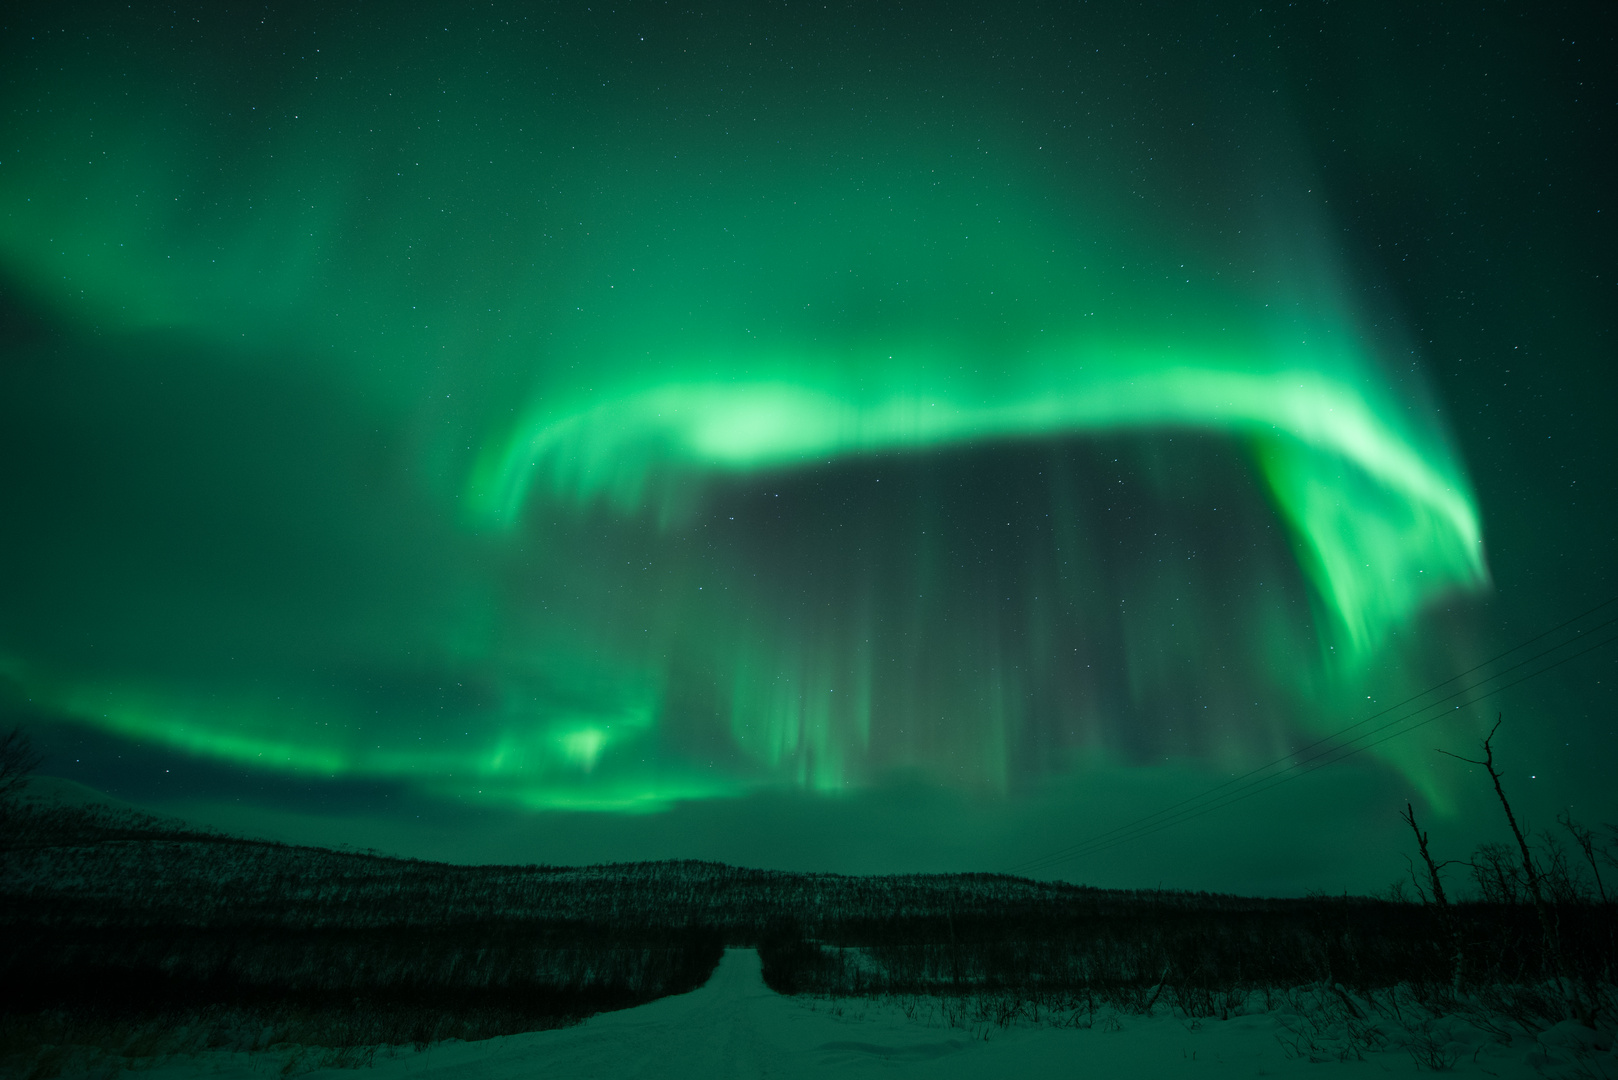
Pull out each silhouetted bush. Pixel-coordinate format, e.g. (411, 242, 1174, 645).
(1, 803, 733, 1068)
(758, 918, 836, 994)
(4, 796, 1614, 1070)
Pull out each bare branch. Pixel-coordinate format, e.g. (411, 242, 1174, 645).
(1559, 811, 1609, 904)
(1400, 802, 1451, 908)
(0, 726, 43, 803)
(1443, 715, 1591, 1025)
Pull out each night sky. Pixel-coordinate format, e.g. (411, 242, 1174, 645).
(1, 1, 1612, 893)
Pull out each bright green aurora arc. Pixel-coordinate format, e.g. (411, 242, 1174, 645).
(13, 1, 1607, 878)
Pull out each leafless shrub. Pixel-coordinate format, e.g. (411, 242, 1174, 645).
(1403, 1016, 1463, 1072)
(1274, 984, 1387, 1063)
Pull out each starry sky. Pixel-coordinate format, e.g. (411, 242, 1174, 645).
(1, 0, 1612, 893)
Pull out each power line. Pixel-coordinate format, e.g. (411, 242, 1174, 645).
(1006, 597, 1618, 878)
(1006, 597, 1616, 875)
(1012, 627, 1618, 875)
(1013, 629, 1618, 875)
(1033, 617, 1618, 868)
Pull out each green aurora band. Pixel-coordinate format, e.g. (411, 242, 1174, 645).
(0, 5, 1489, 811)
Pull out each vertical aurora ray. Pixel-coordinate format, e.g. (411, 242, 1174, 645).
(0, 2, 1492, 812)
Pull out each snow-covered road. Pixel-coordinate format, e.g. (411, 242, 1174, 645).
(318, 949, 1554, 1080)
(378, 949, 986, 1080)
(71, 948, 1586, 1078)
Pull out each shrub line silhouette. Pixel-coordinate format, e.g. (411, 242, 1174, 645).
(3, 786, 1614, 1069)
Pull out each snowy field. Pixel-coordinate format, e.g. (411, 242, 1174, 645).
(67, 949, 1611, 1080)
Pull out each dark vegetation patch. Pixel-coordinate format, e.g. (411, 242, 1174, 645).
(2, 762, 1614, 1074)
(755, 900, 1615, 1024)
(0, 801, 727, 1074)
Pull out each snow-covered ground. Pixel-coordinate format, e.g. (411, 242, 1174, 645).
(64, 950, 1612, 1079)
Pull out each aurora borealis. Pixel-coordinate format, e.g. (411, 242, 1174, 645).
(1, 1, 1612, 890)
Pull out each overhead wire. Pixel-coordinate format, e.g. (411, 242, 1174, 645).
(1013, 627, 1618, 875)
(1008, 596, 1618, 874)
(1024, 614, 1618, 868)
(1007, 596, 1617, 875)
(1006, 596, 1618, 878)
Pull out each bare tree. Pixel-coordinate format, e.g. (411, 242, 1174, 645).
(1400, 801, 1465, 993)
(1559, 811, 1609, 905)
(1439, 715, 1592, 1026)
(0, 726, 42, 804)
(1471, 841, 1521, 904)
